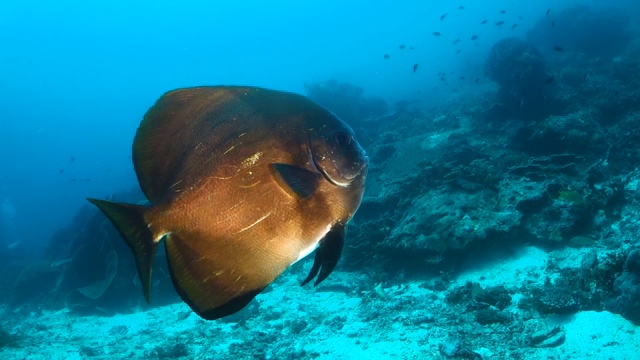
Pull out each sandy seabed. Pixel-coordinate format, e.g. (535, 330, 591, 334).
(1, 247, 638, 360)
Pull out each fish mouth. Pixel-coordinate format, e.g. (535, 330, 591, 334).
(312, 153, 368, 188)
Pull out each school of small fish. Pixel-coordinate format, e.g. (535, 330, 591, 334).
(382, 5, 560, 92)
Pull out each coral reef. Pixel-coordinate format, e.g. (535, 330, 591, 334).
(305, 80, 387, 147)
(485, 37, 551, 117)
(607, 249, 640, 324)
(11, 262, 62, 305)
(8, 188, 180, 316)
(0, 326, 17, 348)
(4, 6, 640, 357)
(305, 80, 387, 124)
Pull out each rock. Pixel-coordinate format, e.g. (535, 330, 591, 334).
(289, 319, 308, 334)
(412, 312, 436, 326)
(11, 262, 61, 305)
(108, 325, 129, 337)
(471, 283, 512, 310)
(529, 326, 566, 348)
(439, 337, 483, 359)
(485, 37, 549, 117)
(580, 250, 598, 274)
(0, 326, 16, 348)
(439, 338, 461, 358)
(219, 298, 260, 323)
(150, 342, 189, 359)
(80, 345, 99, 357)
(475, 308, 511, 325)
(607, 254, 640, 324)
(624, 249, 640, 275)
(323, 315, 346, 330)
(475, 347, 493, 359)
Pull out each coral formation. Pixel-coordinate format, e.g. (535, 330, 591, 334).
(305, 80, 387, 124)
(9, 189, 180, 316)
(537, 287, 579, 314)
(305, 80, 387, 146)
(607, 249, 640, 324)
(485, 37, 549, 114)
(0, 326, 16, 348)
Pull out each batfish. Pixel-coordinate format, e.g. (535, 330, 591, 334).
(88, 86, 368, 320)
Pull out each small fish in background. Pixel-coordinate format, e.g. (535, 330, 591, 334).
(496, 21, 504, 26)
(553, 46, 564, 52)
(413, 64, 419, 72)
(474, 78, 480, 83)
(458, 5, 465, 10)
(456, 49, 461, 54)
(59, 169, 64, 174)
(70, 156, 75, 162)
(440, 13, 447, 20)
(546, 9, 551, 16)
(88, 86, 368, 321)
(409, 46, 415, 50)
(500, 10, 506, 14)
(545, 76, 555, 84)
(481, 20, 488, 24)
(471, 35, 478, 41)
(552, 21, 555, 27)
(453, 38, 461, 45)
(399, 44, 406, 50)
(384, 53, 390, 59)
(511, 24, 518, 29)
(433, 31, 441, 36)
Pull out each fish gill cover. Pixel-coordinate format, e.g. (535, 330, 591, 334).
(1, 0, 640, 358)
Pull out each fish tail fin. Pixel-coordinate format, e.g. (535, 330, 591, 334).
(87, 198, 158, 303)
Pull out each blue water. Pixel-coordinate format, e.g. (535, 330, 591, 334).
(2, 0, 640, 358)
(0, 0, 634, 253)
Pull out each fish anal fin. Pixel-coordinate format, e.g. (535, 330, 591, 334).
(270, 163, 321, 198)
(87, 198, 157, 302)
(164, 233, 271, 321)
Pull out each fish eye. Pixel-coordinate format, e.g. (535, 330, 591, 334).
(334, 131, 351, 146)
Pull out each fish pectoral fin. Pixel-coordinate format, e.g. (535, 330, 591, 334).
(270, 163, 321, 198)
(301, 224, 345, 286)
(87, 198, 157, 303)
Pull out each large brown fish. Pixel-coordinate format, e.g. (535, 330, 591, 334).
(88, 86, 368, 320)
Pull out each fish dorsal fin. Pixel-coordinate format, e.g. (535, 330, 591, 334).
(270, 163, 321, 198)
(133, 87, 228, 201)
(133, 86, 319, 202)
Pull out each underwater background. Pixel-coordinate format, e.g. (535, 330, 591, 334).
(2, 0, 640, 358)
